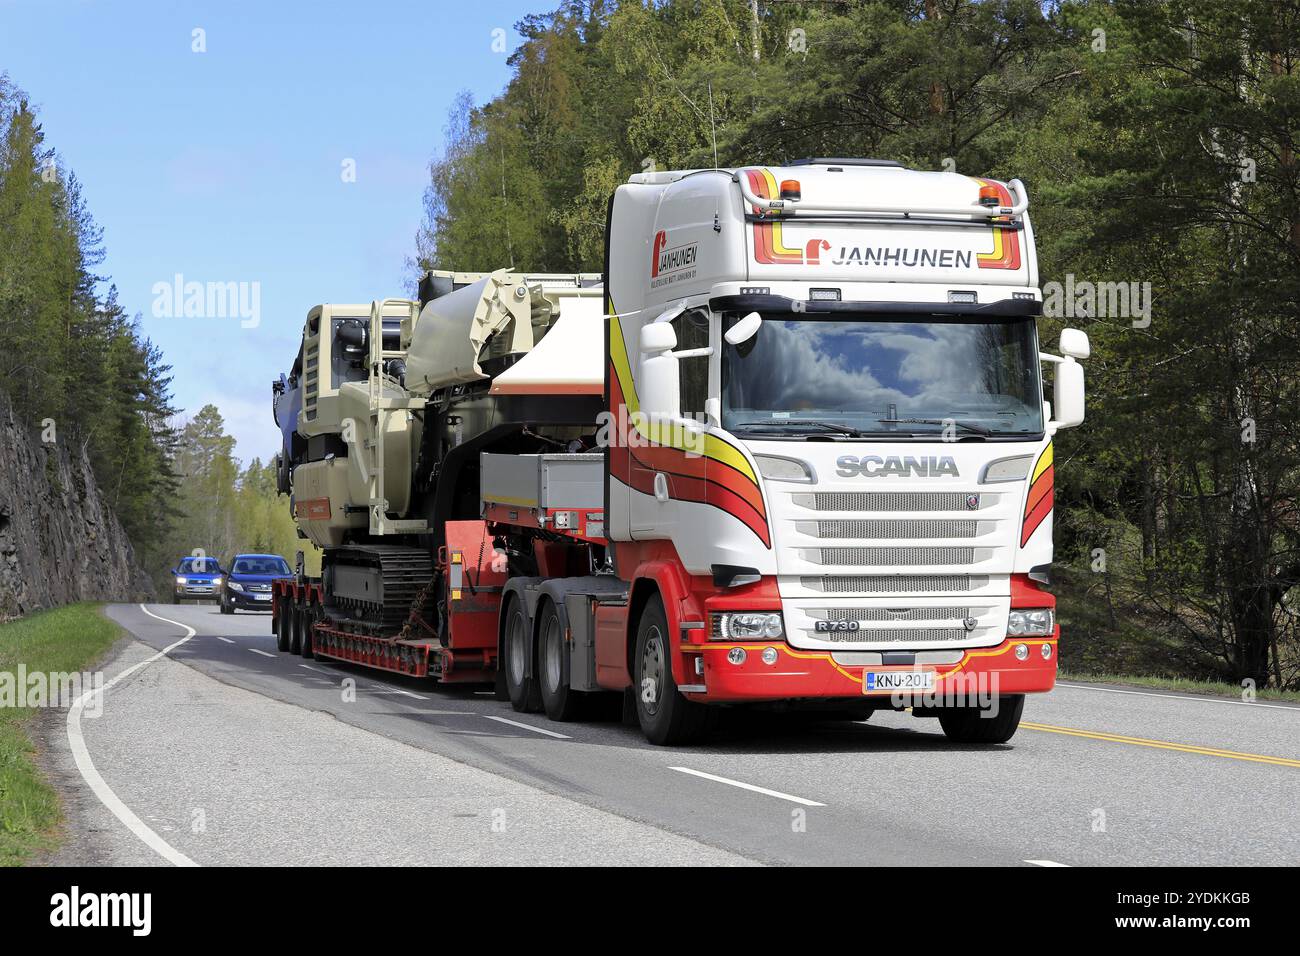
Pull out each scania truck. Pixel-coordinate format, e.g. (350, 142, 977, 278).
(271, 158, 1088, 745)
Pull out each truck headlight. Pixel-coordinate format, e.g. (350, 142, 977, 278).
(753, 455, 813, 483)
(228, 581, 243, 592)
(1007, 608, 1055, 637)
(712, 612, 784, 640)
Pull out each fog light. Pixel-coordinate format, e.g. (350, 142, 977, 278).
(1015, 643, 1029, 661)
(727, 647, 748, 665)
(761, 647, 779, 665)
(1041, 643, 1053, 660)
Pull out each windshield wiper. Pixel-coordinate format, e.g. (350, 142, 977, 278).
(732, 420, 866, 436)
(878, 418, 992, 436)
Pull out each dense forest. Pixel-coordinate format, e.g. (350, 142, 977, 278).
(0, 75, 178, 578)
(413, 0, 1300, 689)
(0, 77, 310, 593)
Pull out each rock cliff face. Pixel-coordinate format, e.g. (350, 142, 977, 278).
(0, 394, 155, 617)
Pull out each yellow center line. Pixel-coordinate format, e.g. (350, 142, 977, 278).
(1021, 721, 1300, 768)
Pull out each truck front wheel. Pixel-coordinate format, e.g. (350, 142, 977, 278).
(938, 694, 1025, 744)
(634, 595, 709, 746)
(503, 597, 541, 713)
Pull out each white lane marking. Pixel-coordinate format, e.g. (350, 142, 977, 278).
(392, 689, 428, 700)
(668, 767, 825, 807)
(483, 715, 571, 739)
(65, 605, 199, 867)
(1025, 859, 1070, 867)
(248, 649, 276, 658)
(216, 637, 235, 644)
(298, 664, 327, 673)
(1056, 681, 1300, 712)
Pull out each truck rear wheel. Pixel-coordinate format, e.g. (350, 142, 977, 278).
(938, 694, 1025, 744)
(634, 595, 710, 746)
(537, 600, 581, 721)
(503, 597, 541, 713)
(276, 603, 291, 652)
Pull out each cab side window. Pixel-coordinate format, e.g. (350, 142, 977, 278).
(673, 309, 710, 419)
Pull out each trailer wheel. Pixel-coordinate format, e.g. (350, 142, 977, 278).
(938, 694, 1025, 744)
(502, 596, 541, 713)
(276, 601, 291, 652)
(537, 600, 581, 721)
(299, 604, 317, 658)
(288, 602, 303, 655)
(633, 595, 710, 746)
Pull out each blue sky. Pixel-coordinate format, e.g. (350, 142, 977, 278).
(0, 0, 539, 464)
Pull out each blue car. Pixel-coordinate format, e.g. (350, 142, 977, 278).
(172, 556, 224, 603)
(220, 553, 294, 614)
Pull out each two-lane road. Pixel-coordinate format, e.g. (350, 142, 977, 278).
(41, 602, 1300, 866)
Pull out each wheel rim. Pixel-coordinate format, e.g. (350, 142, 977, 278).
(507, 609, 526, 685)
(640, 626, 665, 717)
(543, 614, 562, 692)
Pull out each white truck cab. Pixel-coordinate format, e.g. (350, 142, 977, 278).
(602, 158, 1087, 728)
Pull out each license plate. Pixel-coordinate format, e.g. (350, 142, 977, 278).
(863, 671, 934, 693)
(255, 593, 271, 601)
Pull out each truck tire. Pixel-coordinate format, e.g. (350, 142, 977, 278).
(537, 600, 581, 721)
(502, 596, 541, 713)
(276, 605, 291, 652)
(938, 694, 1025, 744)
(633, 595, 710, 746)
(288, 603, 303, 655)
(296, 605, 314, 658)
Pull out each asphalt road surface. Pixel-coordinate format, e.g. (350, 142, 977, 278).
(38, 602, 1300, 866)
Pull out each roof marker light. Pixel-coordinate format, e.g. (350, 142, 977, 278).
(780, 179, 802, 200)
(978, 184, 1000, 206)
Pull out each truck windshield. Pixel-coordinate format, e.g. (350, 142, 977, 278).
(721, 313, 1043, 438)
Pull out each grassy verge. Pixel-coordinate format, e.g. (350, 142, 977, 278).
(0, 603, 122, 866)
(1059, 670, 1300, 704)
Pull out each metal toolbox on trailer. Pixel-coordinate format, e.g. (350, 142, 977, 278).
(480, 453, 604, 513)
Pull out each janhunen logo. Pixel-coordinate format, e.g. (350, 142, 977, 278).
(50, 886, 151, 937)
(650, 230, 698, 278)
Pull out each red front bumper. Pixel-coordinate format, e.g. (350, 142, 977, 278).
(679, 635, 1058, 703)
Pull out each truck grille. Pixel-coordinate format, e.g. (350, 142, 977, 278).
(820, 607, 969, 622)
(808, 546, 975, 567)
(812, 627, 972, 644)
(801, 518, 978, 539)
(802, 575, 986, 594)
(794, 491, 976, 512)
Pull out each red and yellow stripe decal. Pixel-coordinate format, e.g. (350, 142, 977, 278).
(608, 313, 771, 547)
(746, 169, 804, 265)
(973, 178, 1022, 270)
(1021, 443, 1053, 546)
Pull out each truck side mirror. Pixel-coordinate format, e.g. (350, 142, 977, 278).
(724, 311, 763, 345)
(639, 323, 680, 418)
(1052, 358, 1085, 429)
(1059, 328, 1090, 359)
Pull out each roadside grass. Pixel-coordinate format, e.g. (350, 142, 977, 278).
(0, 603, 122, 866)
(1058, 670, 1300, 704)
